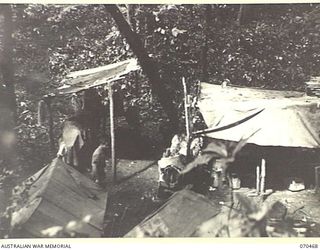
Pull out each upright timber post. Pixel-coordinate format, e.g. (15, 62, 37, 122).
(182, 77, 191, 160)
(44, 96, 55, 155)
(108, 84, 116, 183)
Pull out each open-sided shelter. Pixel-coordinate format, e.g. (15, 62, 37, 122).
(44, 58, 140, 181)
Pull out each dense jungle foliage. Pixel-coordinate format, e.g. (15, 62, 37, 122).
(1, 3, 320, 182)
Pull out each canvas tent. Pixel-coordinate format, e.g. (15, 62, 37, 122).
(11, 158, 107, 238)
(125, 189, 220, 237)
(197, 82, 320, 148)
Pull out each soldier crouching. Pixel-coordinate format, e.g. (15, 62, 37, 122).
(91, 142, 107, 187)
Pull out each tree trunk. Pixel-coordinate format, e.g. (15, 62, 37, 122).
(1, 4, 16, 123)
(105, 4, 179, 132)
(237, 4, 251, 26)
(201, 5, 211, 82)
(127, 4, 139, 95)
(0, 6, 18, 191)
(128, 4, 137, 31)
(126, 4, 131, 27)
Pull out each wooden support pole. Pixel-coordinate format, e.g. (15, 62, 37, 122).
(45, 98, 55, 155)
(256, 165, 260, 194)
(109, 84, 116, 183)
(260, 159, 266, 195)
(182, 77, 191, 160)
(102, 103, 107, 141)
(315, 166, 320, 193)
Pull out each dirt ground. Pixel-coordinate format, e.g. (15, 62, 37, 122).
(265, 189, 320, 236)
(101, 158, 320, 237)
(102, 159, 164, 237)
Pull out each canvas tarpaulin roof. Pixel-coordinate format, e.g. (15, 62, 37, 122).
(56, 58, 140, 95)
(197, 82, 320, 148)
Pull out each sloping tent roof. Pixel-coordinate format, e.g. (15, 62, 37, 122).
(125, 189, 220, 237)
(56, 58, 140, 95)
(11, 158, 107, 238)
(198, 82, 320, 148)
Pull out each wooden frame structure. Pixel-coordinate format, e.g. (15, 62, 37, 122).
(43, 58, 140, 183)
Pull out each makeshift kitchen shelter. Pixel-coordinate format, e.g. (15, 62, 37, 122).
(44, 58, 140, 181)
(11, 158, 108, 237)
(196, 82, 320, 148)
